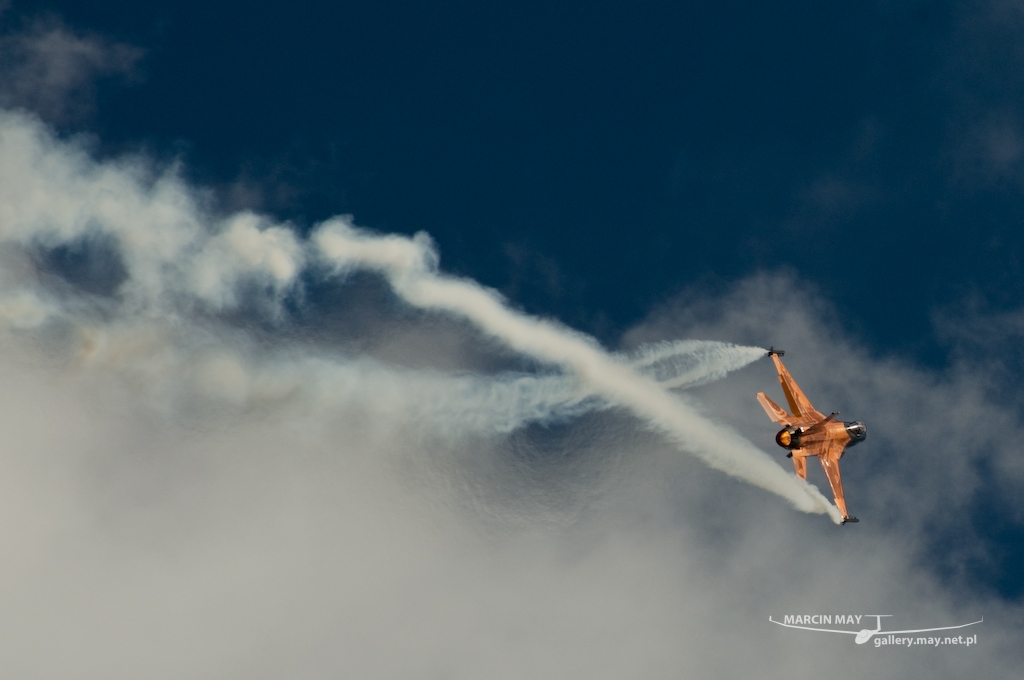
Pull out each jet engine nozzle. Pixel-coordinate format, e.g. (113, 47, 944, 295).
(844, 421, 867, 445)
(775, 427, 800, 449)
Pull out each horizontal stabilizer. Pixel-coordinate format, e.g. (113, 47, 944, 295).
(756, 392, 790, 424)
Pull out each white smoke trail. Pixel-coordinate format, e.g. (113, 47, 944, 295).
(0, 109, 839, 521)
(424, 339, 775, 432)
(627, 340, 767, 389)
(314, 220, 840, 519)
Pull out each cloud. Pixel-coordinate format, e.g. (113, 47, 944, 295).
(0, 109, 1020, 679)
(0, 17, 142, 123)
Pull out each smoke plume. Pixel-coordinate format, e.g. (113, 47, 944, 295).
(0, 109, 836, 519)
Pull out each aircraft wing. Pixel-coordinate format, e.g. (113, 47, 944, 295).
(818, 439, 850, 519)
(770, 353, 824, 421)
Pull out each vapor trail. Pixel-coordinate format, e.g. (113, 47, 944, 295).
(627, 340, 770, 389)
(432, 339, 773, 432)
(0, 110, 838, 520)
(314, 220, 841, 520)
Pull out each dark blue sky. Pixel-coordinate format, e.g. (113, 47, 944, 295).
(14, 0, 1023, 360)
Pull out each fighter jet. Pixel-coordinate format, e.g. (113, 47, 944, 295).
(756, 349, 866, 524)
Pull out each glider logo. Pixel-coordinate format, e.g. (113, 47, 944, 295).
(769, 614, 983, 646)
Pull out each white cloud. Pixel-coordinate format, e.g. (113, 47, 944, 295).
(0, 110, 1019, 679)
(0, 18, 142, 123)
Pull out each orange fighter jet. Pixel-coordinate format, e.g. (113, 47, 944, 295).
(756, 349, 866, 524)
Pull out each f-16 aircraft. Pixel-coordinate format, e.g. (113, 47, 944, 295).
(756, 349, 866, 524)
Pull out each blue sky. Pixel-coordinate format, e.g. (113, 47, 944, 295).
(0, 1, 1022, 677)
(22, 0, 1024, 353)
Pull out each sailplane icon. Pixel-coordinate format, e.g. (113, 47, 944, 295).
(768, 614, 983, 645)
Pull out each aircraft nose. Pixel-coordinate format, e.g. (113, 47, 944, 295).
(844, 421, 867, 442)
